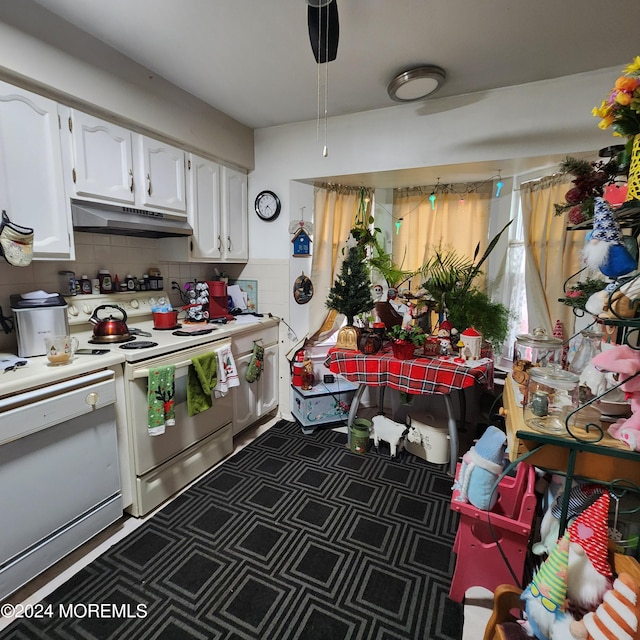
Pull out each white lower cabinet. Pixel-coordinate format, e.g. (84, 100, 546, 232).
(232, 324, 279, 435)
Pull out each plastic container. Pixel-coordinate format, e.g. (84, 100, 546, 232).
(525, 365, 580, 434)
(58, 270, 77, 296)
(515, 328, 562, 367)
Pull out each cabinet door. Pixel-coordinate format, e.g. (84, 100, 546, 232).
(137, 136, 186, 213)
(68, 110, 134, 204)
(256, 343, 279, 418)
(188, 154, 222, 260)
(0, 81, 74, 259)
(232, 352, 256, 435)
(221, 165, 248, 261)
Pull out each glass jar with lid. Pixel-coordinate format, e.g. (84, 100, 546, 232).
(525, 365, 580, 434)
(515, 328, 563, 367)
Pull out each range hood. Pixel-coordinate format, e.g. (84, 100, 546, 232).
(71, 202, 193, 238)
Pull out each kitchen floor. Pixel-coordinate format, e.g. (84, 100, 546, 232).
(0, 413, 493, 637)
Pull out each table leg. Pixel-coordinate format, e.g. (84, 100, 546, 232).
(442, 392, 459, 477)
(378, 387, 386, 415)
(346, 384, 367, 448)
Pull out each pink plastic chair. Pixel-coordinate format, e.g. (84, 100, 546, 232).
(449, 462, 537, 603)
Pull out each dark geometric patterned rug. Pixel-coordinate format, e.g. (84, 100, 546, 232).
(0, 420, 463, 640)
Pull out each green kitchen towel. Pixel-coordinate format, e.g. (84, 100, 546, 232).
(187, 352, 217, 416)
(148, 365, 176, 436)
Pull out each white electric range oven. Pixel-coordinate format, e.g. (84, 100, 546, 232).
(66, 292, 234, 517)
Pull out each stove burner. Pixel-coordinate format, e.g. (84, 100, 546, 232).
(119, 341, 159, 350)
(89, 335, 135, 345)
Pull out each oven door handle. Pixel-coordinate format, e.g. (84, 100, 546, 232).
(131, 342, 231, 380)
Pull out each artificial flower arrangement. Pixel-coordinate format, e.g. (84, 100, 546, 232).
(558, 276, 607, 309)
(387, 323, 427, 346)
(553, 156, 621, 224)
(593, 55, 640, 139)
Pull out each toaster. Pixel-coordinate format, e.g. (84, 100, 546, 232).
(10, 293, 69, 357)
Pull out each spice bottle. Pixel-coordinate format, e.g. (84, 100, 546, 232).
(79, 274, 92, 295)
(125, 274, 136, 291)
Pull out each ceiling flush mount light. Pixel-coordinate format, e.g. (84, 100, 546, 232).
(387, 65, 446, 102)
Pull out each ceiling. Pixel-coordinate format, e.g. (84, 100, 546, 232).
(27, 0, 640, 186)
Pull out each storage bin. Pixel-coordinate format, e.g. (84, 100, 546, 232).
(405, 413, 450, 464)
(291, 378, 359, 430)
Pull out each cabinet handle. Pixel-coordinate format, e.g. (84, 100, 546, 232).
(129, 169, 134, 192)
(499, 407, 508, 418)
(217, 235, 222, 251)
(146, 173, 152, 196)
(227, 236, 231, 252)
(85, 392, 99, 408)
(72, 168, 76, 184)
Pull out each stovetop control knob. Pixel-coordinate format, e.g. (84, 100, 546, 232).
(68, 305, 79, 317)
(130, 299, 139, 309)
(82, 304, 92, 315)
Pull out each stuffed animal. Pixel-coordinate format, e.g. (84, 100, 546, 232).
(591, 345, 640, 451)
(452, 425, 507, 511)
(569, 572, 640, 640)
(520, 532, 575, 640)
(582, 197, 637, 280)
(532, 483, 603, 558)
(566, 493, 613, 611)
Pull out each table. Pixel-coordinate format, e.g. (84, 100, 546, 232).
(327, 346, 494, 475)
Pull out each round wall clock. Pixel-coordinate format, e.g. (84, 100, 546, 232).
(255, 190, 281, 221)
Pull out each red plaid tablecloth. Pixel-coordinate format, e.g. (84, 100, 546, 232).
(328, 346, 493, 395)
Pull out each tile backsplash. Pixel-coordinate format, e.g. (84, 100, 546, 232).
(0, 232, 289, 354)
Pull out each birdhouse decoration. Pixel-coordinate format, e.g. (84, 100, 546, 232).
(292, 228, 312, 257)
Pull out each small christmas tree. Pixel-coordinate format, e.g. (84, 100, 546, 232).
(326, 246, 374, 325)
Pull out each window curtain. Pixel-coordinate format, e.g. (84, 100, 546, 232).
(392, 184, 493, 275)
(307, 185, 369, 344)
(520, 175, 587, 336)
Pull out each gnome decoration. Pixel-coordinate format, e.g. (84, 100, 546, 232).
(520, 532, 574, 640)
(582, 197, 637, 280)
(567, 493, 613, 611)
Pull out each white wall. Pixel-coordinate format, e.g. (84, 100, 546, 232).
(249, 66, 621, 358)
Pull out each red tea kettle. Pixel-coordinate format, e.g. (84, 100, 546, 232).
(89, 304, 131, 342)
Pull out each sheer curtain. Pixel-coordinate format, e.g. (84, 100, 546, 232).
(307, 185, 369, 343)
(392, 184, 493, 274)
(520, 175, 587, 336)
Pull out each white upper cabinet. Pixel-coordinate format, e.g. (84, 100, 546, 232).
(63, 109, 186, 214)
(188, 154, 223, 260)
(136, 135, 186, 213)
(164, 155, 248, 263)
(221, 165, 248, 261)
(65, 109, 134, 204)
(0, 81, 74, 260)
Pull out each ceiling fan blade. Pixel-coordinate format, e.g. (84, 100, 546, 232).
(307, 1, 339, 63)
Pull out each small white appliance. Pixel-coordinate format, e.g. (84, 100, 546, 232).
(10, 292, 69, 357)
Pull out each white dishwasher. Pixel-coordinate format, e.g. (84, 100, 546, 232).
(0, 369, 122, 601)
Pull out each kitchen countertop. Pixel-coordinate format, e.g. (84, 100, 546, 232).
(0, 316, 278, 400)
